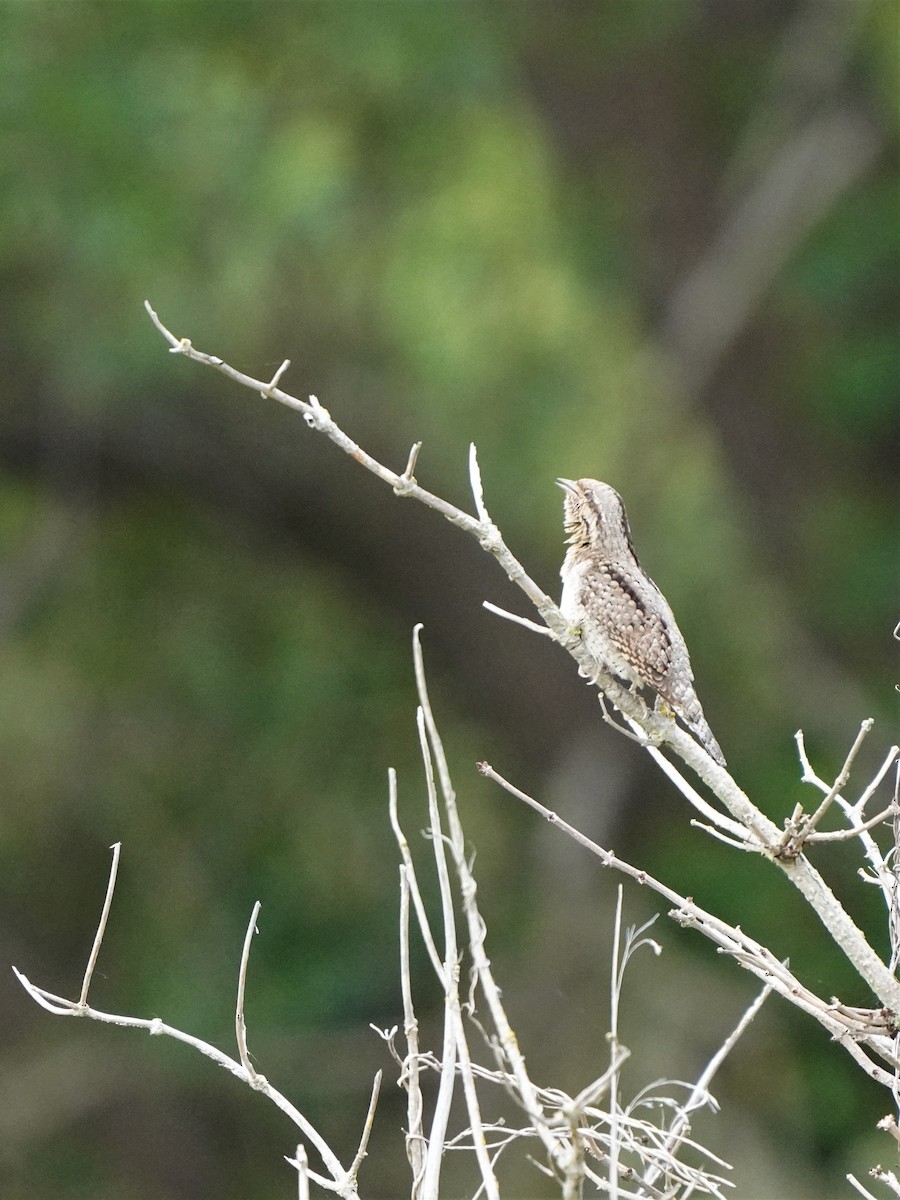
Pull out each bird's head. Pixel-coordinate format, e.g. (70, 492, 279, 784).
(556, 478, 636, 559)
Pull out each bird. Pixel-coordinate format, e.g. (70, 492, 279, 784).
(557, 478, 726, 766)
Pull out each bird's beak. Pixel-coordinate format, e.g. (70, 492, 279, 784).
(556, 477, 577, 493)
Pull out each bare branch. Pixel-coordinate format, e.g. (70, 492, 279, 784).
(796, 733, 900, 923)
(477, 761, 900, 1082)
(142, 301, 717, 780)
(15, 853, 361, 1196)
(868, 1166, 900, 1198)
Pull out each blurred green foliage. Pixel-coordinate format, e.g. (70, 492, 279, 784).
(1, 2, 897, 1198)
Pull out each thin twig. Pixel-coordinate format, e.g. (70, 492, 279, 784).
(890, 764, 900, 975)
(397, 865, 426, 1195)
(348, 1071, 382, 1181)
(598, 695, 655, 746)
(847, 1174, 881, 1200)
(79, 842, 121, 1007)
(797, 733, 900, 919)
(804, 802, 898, 844)
(287, 1144, 310, 1200)
(236, 901, 261, 1081)
(645, 746, 753, 842)
(482, 601, 554, 637)
(869, 1166, 900, 1197)
(388, 774, 436, 1196)
(690, 819, 763, 852)
(799, 719, 874, 837)
(468, 443, 490, 526)
(397, 441, 422, 488)
(264, 359, 292, 394)
(388, 770, 446, 984)
(607, 885, 624, 1200)
(794, 728, 818, 783)
(644, 978, 773, 1189)
(851, 745, 900, 819)
(415, 706, 460, 1200)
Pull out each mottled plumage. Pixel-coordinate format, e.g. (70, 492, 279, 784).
(558, 478, 726, 766)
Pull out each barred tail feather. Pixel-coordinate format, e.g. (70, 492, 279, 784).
(687, 713, 726, 767)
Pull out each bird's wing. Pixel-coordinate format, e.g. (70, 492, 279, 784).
(581, 564, 675, 686)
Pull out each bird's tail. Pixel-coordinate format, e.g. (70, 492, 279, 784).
(656, 686, 727, 766)
(685, 709, 726, 767)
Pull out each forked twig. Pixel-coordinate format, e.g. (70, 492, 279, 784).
(789, 720, 874, 844)
(14, 847, 366, 1198)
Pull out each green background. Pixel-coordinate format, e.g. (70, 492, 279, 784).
(2, 2, 897, 1197)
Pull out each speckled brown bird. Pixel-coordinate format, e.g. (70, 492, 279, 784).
(558, 478, 726, 766)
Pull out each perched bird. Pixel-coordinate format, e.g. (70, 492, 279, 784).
(557, 478, 726, 766)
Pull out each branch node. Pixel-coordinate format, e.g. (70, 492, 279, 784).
(477, 523, 503, 553)
(303, 394, 330, 430)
